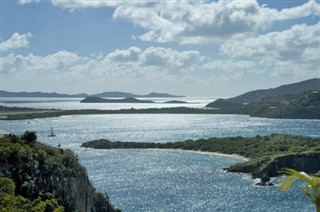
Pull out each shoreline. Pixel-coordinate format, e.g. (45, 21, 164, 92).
(126, 148, 249, 161)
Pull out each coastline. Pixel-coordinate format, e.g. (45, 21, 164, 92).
(139, 148, 249, 161)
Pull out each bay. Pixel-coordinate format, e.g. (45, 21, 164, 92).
(1, 99, 320, 211)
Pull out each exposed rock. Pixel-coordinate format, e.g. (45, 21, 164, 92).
(227, 152, 320, 185)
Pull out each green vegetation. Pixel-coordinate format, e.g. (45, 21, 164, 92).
(279, 168, 320, 212)
(0, 176, 64, 212)
(82, 134, 320, 158)
(0, 132, 119, 212)
(0, 106, 228, 120)
(206, 90, 320, 119)
(82, 134, 320, 183)
(219, 78, 320, 104)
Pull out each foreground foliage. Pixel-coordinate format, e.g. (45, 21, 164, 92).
(279, 168, 320, 212)
(0, 132, 119, 212)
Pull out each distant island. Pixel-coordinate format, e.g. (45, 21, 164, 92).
(80, 96, 155, 103)
(80, 97, 189, 104)
(81, 134, 320, 186)
(0, 90, 185, 98)
(163, 100, 188, 104)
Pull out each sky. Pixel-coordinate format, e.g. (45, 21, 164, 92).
(0, 0, 319, 97)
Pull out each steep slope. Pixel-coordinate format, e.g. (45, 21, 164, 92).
(0, 132, 119, 212)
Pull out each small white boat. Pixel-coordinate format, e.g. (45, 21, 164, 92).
(49, 126, 56, 137)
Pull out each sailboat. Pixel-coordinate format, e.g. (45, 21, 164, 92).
(49, 126, 56, 137)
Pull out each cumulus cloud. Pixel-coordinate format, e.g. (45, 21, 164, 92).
(106, 47, 142, 63)
(112, 0, 320, 43)
(103, 46, 203, 69)
(18, 0, 319, 43)
(2, 51, 82, 74)
(220, 23, 320, 58)
(219, 22, 320, 77)
(0, 33, 32, 51)
(202, 60, 256, 80)
(1, 47, 204, 77)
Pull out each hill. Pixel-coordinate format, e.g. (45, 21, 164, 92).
(0, 131, 119, 212)
(221, 78, 320, 104)
(206, 78, 320, 119)
(206, 90, 320, 119)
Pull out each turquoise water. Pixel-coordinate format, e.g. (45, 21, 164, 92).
(1, 114, 320, 211)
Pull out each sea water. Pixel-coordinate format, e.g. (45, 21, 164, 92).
(2, 114, 319, 211)
(1, 100, 320, 211)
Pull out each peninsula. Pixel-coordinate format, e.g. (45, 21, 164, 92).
(81, 134, 320, 185)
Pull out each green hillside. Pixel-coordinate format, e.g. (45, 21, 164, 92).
(0, 132, 119, 212)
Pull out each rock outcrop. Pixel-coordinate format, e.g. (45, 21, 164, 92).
(227, 152, 320, 181)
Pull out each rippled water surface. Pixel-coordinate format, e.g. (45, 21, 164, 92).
(2, 109, 320, 211)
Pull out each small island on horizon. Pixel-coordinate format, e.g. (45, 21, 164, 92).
(0, 90, 185, 98)
(80, 96, 155, 103)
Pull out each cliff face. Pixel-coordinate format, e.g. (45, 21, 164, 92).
(258, 152, 320, 178)
(0, 132, 119, 212)
(227, 152, 320, 180)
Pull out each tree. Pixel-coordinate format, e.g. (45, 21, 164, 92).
(21, 131, 37, 144)
(279, 168, 320, 212)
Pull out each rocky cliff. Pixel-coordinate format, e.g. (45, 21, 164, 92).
(0, 132, 119, 212)
(227, 152, 320, 181)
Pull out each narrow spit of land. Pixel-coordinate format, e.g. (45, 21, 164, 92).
(81, 134, 320, 185)
(0, 106, 237, 120)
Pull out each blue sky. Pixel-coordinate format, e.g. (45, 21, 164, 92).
(1, 0, 319, 97)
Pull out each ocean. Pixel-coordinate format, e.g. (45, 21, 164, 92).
(1, 98, 319, 211)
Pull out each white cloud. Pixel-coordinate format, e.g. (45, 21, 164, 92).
(1, 47, 207, 94)
(103, 46, 204, 69)
(1, 47, 203, 78)
(139, 47, 203, 68)
(0, 33, 32, 51)
(17, 0, 40, 5)
(106, 47, 142, 63)
(2, 51, 82, 74)
(220, 23, 320, 58)
(202, 60, 256, 80)
(16, 0, 318, 43)
(112, 0, 320, 43)
(219, 22, 320, 77)
(51, 0, 122, 10)
(2, 44, 318, 95)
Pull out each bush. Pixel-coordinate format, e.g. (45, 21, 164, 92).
(21, 131, 37, 144)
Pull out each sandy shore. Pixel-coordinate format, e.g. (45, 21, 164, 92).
(145, 148, 249, 161)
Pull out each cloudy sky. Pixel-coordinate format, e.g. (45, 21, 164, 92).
(1, 0, 319, 97)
